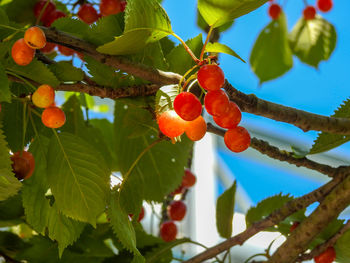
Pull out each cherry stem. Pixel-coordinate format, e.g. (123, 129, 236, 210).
(36, 0, 51, 25)
(178, 64, 199, 90)
(171, 33, 200, 64)
(200, 26, 214, 61)
(6, 71, 36, 91)
(180, 75, 196, 93)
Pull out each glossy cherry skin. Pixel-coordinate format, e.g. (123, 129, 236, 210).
(204, 90, 230, 117)
(197, 64, 225, 91)
(268, 3, 281, 19)
(182, 168, 196, 188)
(11, 38, 35, 66)
(317, 0, 333, 12)
(303, 6, 317, 20)
(314, 246, 336, 263)
(213, 101, 241, 129)
(11, 151, 35, 180)
(58, 45, 75, 56)
(160, 221, 177, 242)
(40, 42, 56, 54)
(158, 110, 186, 138)
(173, 92, 202, 121)
(78, 4, 99, 24)
(32, 84, 55, 108)
(45, 10, 66, 26)
(224, 126, 251, 153)
(24, 27, 46, 49)
(33, 0, 56, 22)
(100, 0, 122, 16)
(168, 200, 187, 221)
(185, 115, 207, 141)
(41, 106, 66, 128)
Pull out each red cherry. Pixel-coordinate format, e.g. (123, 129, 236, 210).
(314, 246, 336, 263)
(45, 10, 66, 26)
(78, 4, 99, 24)
(182, 169, 196, 188)
(157, 110, 187, 138)
(268, 3, 281, 19)
(100, 0, 122, 16)
(172, 185, 185, 195)
(120, 1, 127, 12)
(11, 151, 35, 180)
(290, 221, 300, 232)
(317, 0, 333, 12)
(197, 64, 225, 91)
(160, 221, 177, 242)
(213, 101, 241, 129)
(303, 6, 316, 20)
(138, 206, 145, 222)
(167, 200, 187, 221)
(33, 0, 56, 22)
(173, 92, 202, 121)
(224, 126, 251, 153)
(58, 45, 75, 56)
(40, 42, 56, 54)
(204, 90, 229, 117)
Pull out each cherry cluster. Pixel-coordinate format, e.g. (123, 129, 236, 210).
(160, 169, 196, 242)
(290, 222, 336, 263)
(268, 0, 333, 20)
(158, 64, 251, 153)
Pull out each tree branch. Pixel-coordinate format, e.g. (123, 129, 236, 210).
(224, 82, 350, 135)
(183, 174, 346, 263)
(206, 123, 350, 178)
(297, 220, 350, 262)
(268, 174, 350, 263)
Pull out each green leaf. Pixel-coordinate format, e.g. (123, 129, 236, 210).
(132, 41, 168, 71)
(289, 16, 336, 68)
(23, 135, 85, 256)
(6, 58, 60, 87)
(97, 0, 173, 55)
(3, 0, 36, 25)
(108, 190, 144, 263)
(205, 42, 245, 62)
(114, 101, 193, 214)
(198, 0, 268, 28)
(216, 181, 236, 238)
(123, 109, 155, 139)
(47, 132, 110, 225)
(197, 10, 234, 33)
(87, 14, 124, 46)
(0, 123, 21, 201)
(0, 7, 13, 40)
(250, 12, 293, 83)
(49, 61, 84, 82)
(166, 34, 203, 75)
(51, 17, 89, 39)
(309, 99, 350, 154)
(0, 193, 23, 221)
(0, 62, 11, 102)
(335, 229, 350, 263)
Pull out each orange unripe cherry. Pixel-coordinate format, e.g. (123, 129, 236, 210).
(24, 27, 46, 49)
(41, 106, 66, 128)
(32, 84, 55, 108)
(158, 110, 186, 138)
(11, 38, 35, 66)
(224, 126, 251, 153)
(185, 115, 207, 141)
(58, 45, 74, 56)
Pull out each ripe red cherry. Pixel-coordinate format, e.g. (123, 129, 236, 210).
(45, 10, 66, 26)
(33, 0, 56, 22)
(160, 221, 177, 242)
(168, 200, 187, 221)
(173, 92, 202, 121)
(158, 110, 186, 138)
(172, 185, 185, 195)
(120, 1, 127, 12)
(185, 116, 207, 141)
(314, 246, 336, 263)
(78, 4, 99, 24)
(317, 0, 333, 12)
(58, 45, 75, 56)
(268, 3, 281, 19)
(224, 126, 251, 153)
(290, 221, 300, 232)
(197, 64, 225, 91)
(303, 6, 316, 20)
(182, 168, 196, 188)
(40, 42, 56, 54)
(213, 101, 241, 129)
(204, 90, 229, 117)
(100, 0, 122, 16)
(11, 38, 35, 66)
(11, 151, 35, 180)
